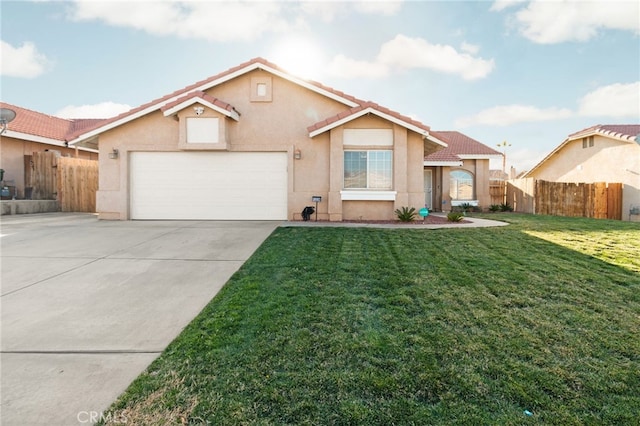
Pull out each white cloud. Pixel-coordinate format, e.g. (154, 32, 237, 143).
(354, 0, 403, 16)
(329, 35, 495, 80)
(299, 0, 403, 22)
(460, 41, 480, 55)
(499, 0, 640, 44)
(0, 40, 51, 78)
(455, 81, 639, 128)
(489, 0, 526, 12)
(68, 0, 404, 41)
(55, 102, 131, 119)
(578, 82, 640, 118)
(68, 0, 293, 42)
(455, 105, 573, 127)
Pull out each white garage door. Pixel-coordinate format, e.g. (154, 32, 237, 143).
(130, 152, 287, 220)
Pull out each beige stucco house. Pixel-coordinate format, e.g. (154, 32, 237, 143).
(524, 124, 640, 221)
(0, 102, 99, 199)
(68, 58, 499, 221)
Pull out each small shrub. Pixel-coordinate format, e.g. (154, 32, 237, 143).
(459, 202, 473, 213)
(395, 206, 417, 222)
(489, 204, 501, 212)
(447, 212, 464, 222)
(500, 203, 514, 212)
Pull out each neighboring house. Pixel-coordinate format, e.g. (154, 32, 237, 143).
(68, 58, 498, 221)
(524, 124, 640, 221)
(0, 102, 100, 199)
(424, 131, 502, 211)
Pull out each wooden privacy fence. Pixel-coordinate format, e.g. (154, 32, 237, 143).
(57, 157, 98, 212)
(28, 151, 98, 212)
(29, 151, 59, 200)
(489, 181, 506, 205)
(506, 178, 622, 220)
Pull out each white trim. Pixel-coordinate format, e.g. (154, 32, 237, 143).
(162, 97, 240, 121)
(457, 154, 502, 160)
(424, 160, 463, 166)
(69, 61, 358, 145)
(451, 200, 478, 206)
(309, 107, 447, 147)
(3, 130, 97, 153)
(340, 190, 397, 201)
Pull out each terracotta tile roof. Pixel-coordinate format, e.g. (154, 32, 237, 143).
(569, 124, 640, 142)
(425, 131, 501, 162)
(160, 91, 238, 115)
(69, 57, 363, 142)
(307, 101, 432, 135)
(0, 101, 106, 142)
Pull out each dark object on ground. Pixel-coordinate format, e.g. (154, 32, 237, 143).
(301, 206, 315, 221)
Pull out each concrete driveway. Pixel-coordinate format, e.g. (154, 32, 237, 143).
(1, 213, 279, 425)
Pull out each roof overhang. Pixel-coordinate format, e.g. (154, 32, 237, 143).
(69, 60, 359, 146)
(457, 154, 503, 160)
(424, 160, 464, 167)
(162, 96, 240, 121)
(309, 106, 447, 148)
(3, 130, 98, 153)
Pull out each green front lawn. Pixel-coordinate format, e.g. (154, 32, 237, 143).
(104, 214, 640, 425)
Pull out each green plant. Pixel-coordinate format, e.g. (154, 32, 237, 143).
(499, 202, 513, 212)
(394, 206, 417, 222)
(459, 202, 473, 213)
(447, 211, 464, 222)
(489, 204, 501, 212)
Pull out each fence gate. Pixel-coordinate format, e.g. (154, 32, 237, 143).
(28, 151, 98, 212)
(57, 157, 99, 212)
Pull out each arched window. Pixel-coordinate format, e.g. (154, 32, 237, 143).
(450, 170, 474, 200)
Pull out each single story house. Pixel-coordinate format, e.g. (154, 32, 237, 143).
(424, 130, 502, 211)
(68, 58, 500, 221)
(0, 102, 100, 199)
(523, 124, 640, 221)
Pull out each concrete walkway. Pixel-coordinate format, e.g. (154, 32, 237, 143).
(1, 214, 279, 425)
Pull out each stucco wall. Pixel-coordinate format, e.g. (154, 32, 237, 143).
(438, 159, 492, 211)
(0, 136, 97, 199)
(529, 136, 640, 220)
(95, 69, 438, 221)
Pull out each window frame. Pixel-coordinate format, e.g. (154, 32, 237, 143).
(449, 169, 475, 201)
(343, 149, 393, 190)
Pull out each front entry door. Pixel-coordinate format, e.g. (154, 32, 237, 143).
(424, 170, 433, 210)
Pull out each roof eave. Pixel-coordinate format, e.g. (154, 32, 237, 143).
(162, 97, 240, 121)
(424, 160, 464, 167)
(70, 60, 360, 145)
(309, 107, 444, 146)
(457, 154, 503, 160)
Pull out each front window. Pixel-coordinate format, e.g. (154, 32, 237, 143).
(344, 150, 392, 189)
(450, 169, 474, 200)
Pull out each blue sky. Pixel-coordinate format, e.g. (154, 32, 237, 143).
(1, 0, 638, 172)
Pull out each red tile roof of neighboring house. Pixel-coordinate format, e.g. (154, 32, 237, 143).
(524, 123, 640, 177)
(424, 131, 502, 163)
(0, 101, 106, 143)
(568, 124, 640, 142)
